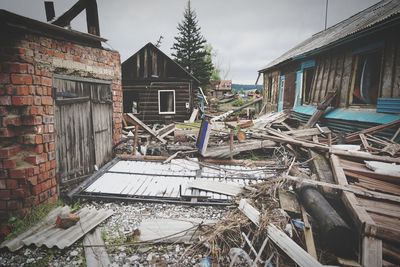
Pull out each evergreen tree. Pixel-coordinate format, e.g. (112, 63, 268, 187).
(171, 1, 213, 85)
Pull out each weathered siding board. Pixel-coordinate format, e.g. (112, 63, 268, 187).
(327, 54, 338, 93)
(381, 40, 396, 98)
(393, 41, 400, 98)
(333, 54, 345, 95)
(339, 52, 353, 107)
(312, 58, 324, 103)
(319, 56, 332, 103)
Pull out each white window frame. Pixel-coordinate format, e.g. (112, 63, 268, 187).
(158, 90, 176, 114)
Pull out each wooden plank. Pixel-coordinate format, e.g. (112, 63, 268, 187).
(339, 52, 353, 107)
(187, 180, 243, 196)
(340, 159, 400, 185)
(155, 123, 175, 137)
(284, 127, 331, 137)
(330, 155, 382, 267)
(186, 108, 199, 123)
(308, 150, 335, 185)
(361, 236, 382, 267)
(381, 41, 396, 98)
(345, 120, 400, 142)
(52, 0, 87, 27)
(301, 205, 317, 259)
(305, 91, 337, 128)
(124, 113, 166, 144)
(238, 199, 323, 267)
(202, 140, 276, 158)
(331, 148, 400, 164)
(284, 174, 400, 203)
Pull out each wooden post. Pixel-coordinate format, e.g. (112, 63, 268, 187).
(230, 129, 234, 160)
(134, 124, 139, 155)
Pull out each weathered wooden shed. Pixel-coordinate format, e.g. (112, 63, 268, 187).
(0, 7, 122, 220)
(258, 0, 400, 133)
(122, 43, 200, 124)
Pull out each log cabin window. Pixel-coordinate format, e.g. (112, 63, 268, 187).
(350, 50, 382, 105)
(302, 67, 315, 104)
(158, 90, 175, 114)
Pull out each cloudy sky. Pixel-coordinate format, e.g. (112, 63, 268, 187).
(1, 0, 380, 83)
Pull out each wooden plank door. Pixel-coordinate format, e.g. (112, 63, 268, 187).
(54, 78, 95, 187)
(90, 83, 113, 168)
(54, 76, 112, 189)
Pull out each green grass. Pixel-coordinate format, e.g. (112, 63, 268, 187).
(6, 199, 64, 240)
(175, 122, 201, 129)
(232, 98, 247, 107)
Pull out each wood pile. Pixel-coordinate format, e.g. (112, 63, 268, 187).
(180, 111, 399, 266)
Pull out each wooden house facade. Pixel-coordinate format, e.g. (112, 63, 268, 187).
(258, 0, 400, 133)
(122, 43, 200, 124)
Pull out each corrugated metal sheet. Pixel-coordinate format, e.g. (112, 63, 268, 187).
(0, 207, 113, 251)
(293, 106, 400, 124)
(291, 110, 398, 140)
(377, 98, 400, 114)
(81, 159, 275, 203)
(0, 206, 70, 252)
(260, 0, 400, 71)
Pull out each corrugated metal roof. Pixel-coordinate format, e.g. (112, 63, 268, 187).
(81, 159, 275, 203)
(0, 207, 113, 251)
(260, 0, 400, 71)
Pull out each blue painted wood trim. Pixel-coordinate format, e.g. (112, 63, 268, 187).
(300, 60, 316, 70)
(352, 41, 384, 54)
(293, 106, 400, 124)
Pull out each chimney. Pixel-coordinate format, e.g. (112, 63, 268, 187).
(44, 1, 55, 22)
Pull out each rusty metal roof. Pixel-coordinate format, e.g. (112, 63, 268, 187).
(259, 0, 400, 72)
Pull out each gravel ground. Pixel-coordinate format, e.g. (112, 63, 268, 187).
(0, 201, 228, 267)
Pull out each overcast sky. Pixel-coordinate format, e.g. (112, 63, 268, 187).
(1, 0, 380, 83)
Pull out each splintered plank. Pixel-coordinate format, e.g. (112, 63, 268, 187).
(330, 155, 382, 267)
(238, 199, 323, 267)
(124, 113, 166, 144)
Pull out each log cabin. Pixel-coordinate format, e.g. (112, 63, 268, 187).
(122, 43, 201, 124)
(258, 0, 400, 136)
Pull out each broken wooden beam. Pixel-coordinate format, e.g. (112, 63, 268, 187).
(330, 155, 382, 267)
(304, 91, 337, 128)
(283, 174, 400, 203)
(344, 120, 400, 142)
(52, 0, 88, 27)
(124, 113, 167, 144)
(238, 199, 323, 267)
(202, 140, 276, 158)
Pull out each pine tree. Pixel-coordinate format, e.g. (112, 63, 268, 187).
(171, 1, 213, 85)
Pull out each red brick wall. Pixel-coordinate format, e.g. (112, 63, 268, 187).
(0, 32, 122, 221)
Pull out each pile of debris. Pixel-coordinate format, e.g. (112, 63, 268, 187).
(105, 100, 400, 266)
(1, 98, 399, 266)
